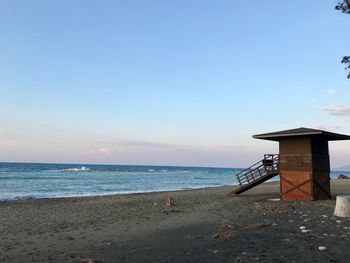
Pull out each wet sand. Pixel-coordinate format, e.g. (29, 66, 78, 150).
(1, 180, 350, 263)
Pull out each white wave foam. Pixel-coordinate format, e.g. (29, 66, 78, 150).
(63, 166, 90, 172)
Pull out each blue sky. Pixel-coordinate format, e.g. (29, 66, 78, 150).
(0, 0, 349, 168)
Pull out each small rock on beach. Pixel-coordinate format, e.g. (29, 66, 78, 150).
(318, 246, 328, 251)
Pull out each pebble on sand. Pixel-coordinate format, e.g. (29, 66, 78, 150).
(267, 198, 280, 201)
(301, 229, 311, 233)
(318, 246, 328, 251)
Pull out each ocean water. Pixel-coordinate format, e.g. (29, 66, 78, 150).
(0, 162, 349, 201)
(0, 162, 241, 200)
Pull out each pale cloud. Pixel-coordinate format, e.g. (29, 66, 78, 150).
(0, 136, 16, 141)
(0, 131, 16, 141)
(327, 89, 336, 96)
(310, 98, 317, 104)
(82, 147, 113, 156)
(116, 139, 173, 148)
(43, 124, 57, 129)
(96, 139, 250, 154)
(98, 138, 242, 152)
(96, 139, 183, 149)
(313, 124, 342, 131)
(324, 105, 350, 116)
(80, 139, 194, 159)
(99, 147, 112, 154)
(81, 149, 96, 156)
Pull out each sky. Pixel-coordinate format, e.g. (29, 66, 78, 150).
(0, 0, 349, 168)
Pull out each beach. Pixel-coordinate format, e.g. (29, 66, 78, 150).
(1, 180, 350, 263)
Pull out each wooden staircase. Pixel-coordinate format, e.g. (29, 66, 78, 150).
(227, 154, 279, 196)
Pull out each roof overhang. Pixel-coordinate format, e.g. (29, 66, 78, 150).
(253, 127, 350, 141)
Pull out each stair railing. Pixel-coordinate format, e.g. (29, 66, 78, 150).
(235, 154, 279, 187)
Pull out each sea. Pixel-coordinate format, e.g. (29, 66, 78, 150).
(0, 162, 349, 201)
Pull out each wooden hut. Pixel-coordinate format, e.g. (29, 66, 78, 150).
(229, 127, 350, 201)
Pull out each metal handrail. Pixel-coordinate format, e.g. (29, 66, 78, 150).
(235, 154, 279, 186)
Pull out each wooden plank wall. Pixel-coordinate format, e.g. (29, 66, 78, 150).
(278, 137, 331, 201)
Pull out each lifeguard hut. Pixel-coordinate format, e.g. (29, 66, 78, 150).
(228, 127, 350, 201)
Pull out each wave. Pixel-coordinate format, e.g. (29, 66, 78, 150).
(63, 166, 90, 172)
(57, 168, 193, 173)
(0, 184, 234, 201)
(193, 177, 212, 180)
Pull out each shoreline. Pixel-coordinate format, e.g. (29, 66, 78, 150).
(0, 180, 282, 203)
(0, 178, 345, 203)
(1, 180, 350, 262)
(0, 184, 236, 203)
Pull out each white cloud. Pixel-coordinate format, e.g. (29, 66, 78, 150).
(324, 105, 350, 116)
(327, 89, 336, 95)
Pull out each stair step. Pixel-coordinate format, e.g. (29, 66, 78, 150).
(227, 172, 278, 196)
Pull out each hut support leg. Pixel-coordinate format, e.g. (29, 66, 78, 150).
(313, 179, 331, 198)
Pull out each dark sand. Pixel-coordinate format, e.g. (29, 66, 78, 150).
(1, 180, 350, 263)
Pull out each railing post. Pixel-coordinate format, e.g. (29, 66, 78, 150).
(246, 169, 250, 183)
(237, 176, 241, 186)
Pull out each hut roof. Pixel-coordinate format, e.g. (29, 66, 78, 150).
(253, 127, 350, 141)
